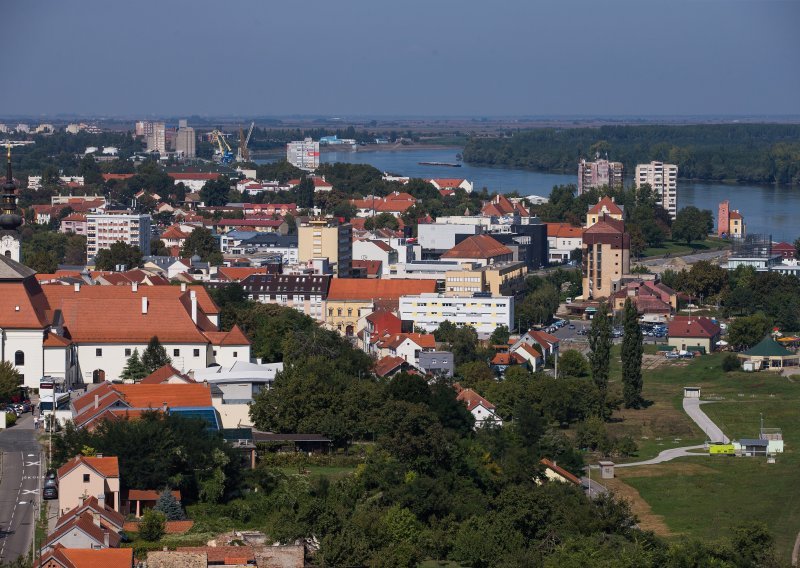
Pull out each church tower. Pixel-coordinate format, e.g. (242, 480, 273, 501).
(0, 145, 22, 261)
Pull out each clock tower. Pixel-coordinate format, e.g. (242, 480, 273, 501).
(0, 145, 22, 262)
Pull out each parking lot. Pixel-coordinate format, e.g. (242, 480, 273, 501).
(539, 319, 668, 347)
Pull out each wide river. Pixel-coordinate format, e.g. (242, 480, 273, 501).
(274, 147, 800, 242)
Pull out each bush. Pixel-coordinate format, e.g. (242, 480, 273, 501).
(722, 353, 741, 372)
(139, 509, 166, 542)
(5, 412, 16, 427)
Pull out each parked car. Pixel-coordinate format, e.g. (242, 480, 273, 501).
(568, 324, 576, 330)
(43, 480, 58, 500)
(45, 470, 58, 485)
(665, 351, 680, 359)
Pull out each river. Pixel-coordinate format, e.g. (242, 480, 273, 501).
(270, 147, 800, 242)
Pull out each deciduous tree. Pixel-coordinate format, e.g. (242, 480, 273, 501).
(621, 298, 644, 408)
(588, 302, 612, 416)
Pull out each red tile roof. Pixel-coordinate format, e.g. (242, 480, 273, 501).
(102, 173, 135, 181)
(123, 519, 194, 534)
(217, 219, 285, 228)
(428, 178, 465, 188)
(583, 216, 626, 235)
(140, 364, 194, 385)
(168, 172, 221, 181)
(374, 355, 407, 377)
(456, 388, 495, 411)
(540, 458, 581, 485)
(380, 332, 437, 351)
(588, 196, 623, 215)
(55, 496, 125, 532)
(57, 456, 120, 479)
(161, 225, 190, 239)
(42, 545, 133, 568)
(729, 211, 743, 219)
(114, 384, 212, 408)
(177, 546, 256, 564)
(441, 234, 512, 260)
(351, 259, 383, 276)
(126, 489, 180, 501)
(545, 223, 583, 239)
(667, 316, 721, 339)
(327, 278, 436, 301)
(203, 324, 250, 346)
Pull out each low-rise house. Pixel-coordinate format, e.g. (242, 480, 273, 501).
(545, 223, 583, 263)
(512, 330, 558, 363)
(215, 218, 288, 235)
(54, 496, 124, 535)
(351, 192, 417, 217)
(43, 511, 121, 552)
(140, 364, 194, 384)
(38, 544, 133, 568)
(360, 310, 405, 354)
(481, 194, 529, 218)
(510, 342, 543, 371)
(376, 332, 436, 366)
(427, 178, 473, 193)
(539, 458, 581, 486)
(667, 316, 721, 353)
(418, 350, 454, 377)
(456, 387, 502, 428)
(160, 225, 193, 255)
(123, 489, 180, 518)
(57, 456, 121, 514)
(374, 355, 411, 378)
(490, 348, 526, 375)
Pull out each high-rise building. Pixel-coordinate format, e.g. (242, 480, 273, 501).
(635, 161, 678, 219)
(582, 216, 630, 300)
(145, 122, 166, 154)
(578, 158, 624, 194)
(298, 218, 352, 277)
(175, 122, 196, 158)
(86, 213, 152, 263)
(287, 138, 320, 171)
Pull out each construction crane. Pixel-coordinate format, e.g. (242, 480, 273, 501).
(237, 122, 255, 162)
(210, 129, 234, 164)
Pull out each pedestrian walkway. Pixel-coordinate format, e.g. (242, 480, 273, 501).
(682, 397, 729, 443)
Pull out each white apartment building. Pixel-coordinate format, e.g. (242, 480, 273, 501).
(286, 138, 320, 171)
(399, 293, 514, 338)
(87, 213, 152, 261)
(636, 161, 678, 219)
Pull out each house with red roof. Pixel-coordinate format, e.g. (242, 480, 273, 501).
(360, 310, 404, 353)
(586, 196, 624, 228)
(139, 364, 194, 385)
(667, 316, 721, 353)
(512, 330, 559, 363)
(37, 544, 133, 568)
(375, 332, 437, 366)
(54, 496, 124, 535)
(373, 355, 411, 378)
(160, 224, 194, 255)
(352, 239, 397, 276)
(167, 172, 222, 192)
(539, 458, 581, 486)
(772, 241, 795, 260)
(59, 213, 88, 236)
(545, 223, 583, 263)
(57, 456, 121, 514)
(441, 234, 513, 267)
(510, 342, 543, 371)
(427, 178, 473, 193)
(351, 192, 417, 217)
(480, 194, 529, 218)
(455, 386, 502, 428)
(43, 511, 122, 552)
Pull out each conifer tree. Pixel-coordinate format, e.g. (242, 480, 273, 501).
(621, 298, 644, 408)
(142, 336, 171, 374)
(153, 488, 185, 521)
(588, 302, 612, 415)
(121, 348, 147, 382)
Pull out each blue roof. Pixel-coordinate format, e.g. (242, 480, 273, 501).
(169, 407, 221, 431)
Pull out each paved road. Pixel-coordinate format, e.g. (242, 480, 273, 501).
(0, 413, 43, 564)
(683, 398, 729, 443)
(615, 445, 707, 468)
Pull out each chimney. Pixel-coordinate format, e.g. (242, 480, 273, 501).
(141, 296, 148, 315)
(132, 281, 138, 292)
(190, 290, 197, 324)
(180, 282, 187, 292)
(97, 494, 105, 508)
(92, 511, 101, 527)
(94, 394, 99, 409)
(103, 529, 109, 547)
(74, 282, 81, 292)
(162, 401, 168, 413)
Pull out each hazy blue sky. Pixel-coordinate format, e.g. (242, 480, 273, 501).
(3, 0, 798, 117)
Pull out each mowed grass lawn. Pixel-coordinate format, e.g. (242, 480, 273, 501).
(640, 237, 728, 259)
(612, 353, 800, 560)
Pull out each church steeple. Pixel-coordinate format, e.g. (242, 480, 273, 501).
(0, 145, 22, 231)
(0, 145, 22, 261)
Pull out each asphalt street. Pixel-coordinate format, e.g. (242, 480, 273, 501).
(0, 413, 42, 564)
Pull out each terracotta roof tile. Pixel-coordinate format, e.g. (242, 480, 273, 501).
(668, 316, 720, 338)
(540, 458, 581, 485)
(456, 388, 495, 411)
(57, 456, 119, 479)
(588, 196, 623, 215)
(441, 234, 512, 260)
(140, 364, 194, 385)
(177, 546, 255, 564)
(374, 355, 407, 377)
(327, 278, 436, 301)
(114, 384, 212, 408)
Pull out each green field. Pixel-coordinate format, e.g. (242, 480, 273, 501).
(609, 353, 800, 560)
(640, 237, 729, 259)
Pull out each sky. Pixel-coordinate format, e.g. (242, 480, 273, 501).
(2, 0, 799, 118)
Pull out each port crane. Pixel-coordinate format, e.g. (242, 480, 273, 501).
(210, 129, 234, 164)
(237, 122, 255, 162)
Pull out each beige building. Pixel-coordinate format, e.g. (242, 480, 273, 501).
(585, 196, 624, 228)
(298, 218, 352, 277)
(175, 124, 196, 158)
(445, 261, 527, 298)
(57, 456, 121, 515)
(582, 216, 630, 300)
(636, 161, 678, 219)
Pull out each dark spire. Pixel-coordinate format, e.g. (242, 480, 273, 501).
(0, 144, 22, 231)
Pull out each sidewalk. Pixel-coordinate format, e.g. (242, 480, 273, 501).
(682, 397, 729, 444)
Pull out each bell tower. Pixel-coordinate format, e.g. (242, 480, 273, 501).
(0, 145, 23, 261)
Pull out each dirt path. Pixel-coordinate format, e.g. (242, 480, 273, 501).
(600, 476, 673, 536)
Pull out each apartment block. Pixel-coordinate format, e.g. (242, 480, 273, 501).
(582, 216, 630, 300)
(444, 261, 527, 298)
(298, 218, 352, 277)
(87, 213, 152, 262)
(399, 293, 514, 338)
(578, 158, 624, 194)
(635, 161, 678, 219)
(175, 124, 196, 158)
(286, 138, 320, 171)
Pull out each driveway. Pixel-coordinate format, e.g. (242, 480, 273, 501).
(683, 397, 729, 443)
(0, 413, 43, 563)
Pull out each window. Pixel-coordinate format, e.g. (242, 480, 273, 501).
(347, 308, 353, 317)
(233, 351, 238, 358)
(14, 351, 24, 366)
(328, 308, 333, 317)
(193, 349, 200, 357)
(96, 348, 102, 357)
(83, 474, 90, 483)
(337, 308, 342, 316)
(213, 350, 217, 356)
(124, 348, 131, 357)
(173, 349, 180, 357)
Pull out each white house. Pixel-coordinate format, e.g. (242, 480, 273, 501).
(375, 333, 437, 366)
(399, 293, 514, 338)
(352, 239, 398, 276)
(456, 387, 502, 428)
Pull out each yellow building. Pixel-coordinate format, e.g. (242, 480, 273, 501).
(729, 210, 745, 238)
(445, 261, 527, 298)
(585, 196, 624, 228)
(582, 216, 630, 300)
(298, 218, 352, 277)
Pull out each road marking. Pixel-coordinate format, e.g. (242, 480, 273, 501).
(26, 454, 34, 458)
(24, 461, 39, 467)
(21, 489, 37, 495)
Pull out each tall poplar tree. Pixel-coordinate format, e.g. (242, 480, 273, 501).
(621, 298, 644, 408)
(588, 302, 612, 415)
